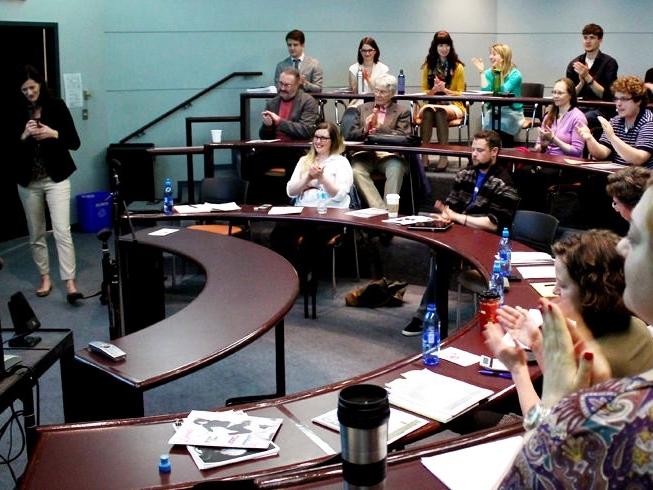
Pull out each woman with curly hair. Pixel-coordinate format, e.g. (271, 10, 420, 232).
(416, 30, 466, 171)
(484, 228, 653, 416)
(577, 75, 653, 167)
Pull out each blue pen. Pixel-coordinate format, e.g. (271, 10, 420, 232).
(478, 369, 512, 379)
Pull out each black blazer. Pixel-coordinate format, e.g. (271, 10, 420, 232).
(14, 98, 81, 187)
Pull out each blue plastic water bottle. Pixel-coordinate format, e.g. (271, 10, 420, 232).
(163, 178, 174, 215)
(490, 260, 504, 306)
(499, 227, 512, 277)
(422, 304, 440, 366)
(397, 69, 406, 95)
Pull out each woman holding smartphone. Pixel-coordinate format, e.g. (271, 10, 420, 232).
(13, 65, 84, 304)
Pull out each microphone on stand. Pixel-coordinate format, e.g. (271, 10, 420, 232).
(109, 159, 137, 242)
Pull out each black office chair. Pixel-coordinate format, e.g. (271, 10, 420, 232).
(519, 83, 545, 147)
(455, 210, 559, 327)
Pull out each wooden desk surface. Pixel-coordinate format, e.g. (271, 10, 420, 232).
(22, 324, 535, 489)
(22, 214, 543, 489)
(74, 227, 299, 391)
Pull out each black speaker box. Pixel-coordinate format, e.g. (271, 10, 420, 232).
(8, 291, 41, 347)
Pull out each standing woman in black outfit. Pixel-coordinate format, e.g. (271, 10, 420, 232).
(13, 65, 83, 303)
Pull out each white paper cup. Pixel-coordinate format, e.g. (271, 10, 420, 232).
(386, 193, 400, 218)
(211, 129, 222, 143)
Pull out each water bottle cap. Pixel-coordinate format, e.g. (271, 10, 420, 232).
(158, 454, 171, 472)
(426, 303, 436, 311)
(502, 227, 509, 237)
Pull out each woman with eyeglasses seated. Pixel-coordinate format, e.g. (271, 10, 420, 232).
(348, 37, 390, 100)
(415, 30, 466, 172)
(533, 78, 588, 157)
(269, 122, 353, 292)
(576, 75, 653, 168)
(514, 78, 588, 211)
(484, 229, 653, 421)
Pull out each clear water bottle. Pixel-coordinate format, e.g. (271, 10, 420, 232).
(499, 227, 512, 277)
(356, 65, 364, 93)
(397, 69, 406, 95)
(492, 68, 502, 95)
(163, 178, 174, 215)
(316, 185, 327, 214)
(489, 260, 504, 306)
(422, 303, 440, 366)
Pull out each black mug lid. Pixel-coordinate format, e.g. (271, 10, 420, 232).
(337, 384, 390, 429)
(479, 289, 500, 300)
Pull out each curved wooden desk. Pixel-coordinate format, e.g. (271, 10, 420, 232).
(65, 227, 299, 422)
(24, 211, 542, 489)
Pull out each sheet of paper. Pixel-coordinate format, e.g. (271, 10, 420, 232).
(149, 228, 180, 236)
(345, 208, 388, 218)
(312, 407, 428, 445)
(421, 435, 524, 490)
(530, 282, 557, 298)
(507, 251, 554, 264)
(439, 347, 481, 367)
(246, 139, 281, 143)
(382, 215, 433, 225)
(207, 202, 241, 211)
(386, 369, 493, 423)
(267, 206, 303, 215)
(582, 162, 628, 171)
(516, 265, 556, 279)
(173, 204, 214, 214)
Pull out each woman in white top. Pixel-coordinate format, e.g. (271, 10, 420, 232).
(348, 37, 390, 106)
(271, 122, 353, 280)
(286, 121, 353, 207)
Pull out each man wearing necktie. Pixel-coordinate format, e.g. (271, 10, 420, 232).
(274, 29, 324, 93)
(346, 74, 412, 209)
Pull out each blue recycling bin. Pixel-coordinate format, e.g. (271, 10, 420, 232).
(77, 192, 112, 233)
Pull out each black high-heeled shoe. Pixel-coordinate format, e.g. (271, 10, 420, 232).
(67, 291, 84, 304)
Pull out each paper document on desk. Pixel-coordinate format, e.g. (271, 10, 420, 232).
(149, 228, 179, 236)
(505, 251, 554, 265)
(385, 369, 493, 423)
(205, 201, 241, 211)
(582, 162, 628, 171)
(187, 441, 280, 470)
(168, 410, 282, 449)
(421, 435, 524, 489)
(267, 206, 303, 215)
(246, 138, 281, 144)
(345, 207, 388, 218)
(516, 265, 556, 279)
(382, 215, 433, 225)
(312, 407, 428, 445)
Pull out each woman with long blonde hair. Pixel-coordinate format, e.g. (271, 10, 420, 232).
(472, 43, 525, 146)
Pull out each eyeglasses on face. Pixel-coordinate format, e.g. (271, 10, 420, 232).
(360, 48, 376, 54)
(278, 81, 296, 88)
(313, 135, 331, 142)
(613, 96, 633, 103)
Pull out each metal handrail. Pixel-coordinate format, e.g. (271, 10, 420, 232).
(119, 71, 263, 143)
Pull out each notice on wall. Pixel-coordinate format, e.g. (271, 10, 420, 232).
(63, 73, 83, 108)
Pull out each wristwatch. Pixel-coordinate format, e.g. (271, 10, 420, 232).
(523, 403, 551, 431)
(586, 77, 595, 86)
